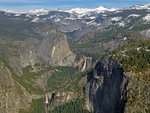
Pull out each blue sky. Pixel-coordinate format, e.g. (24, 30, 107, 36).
(0, 0, 150, 12)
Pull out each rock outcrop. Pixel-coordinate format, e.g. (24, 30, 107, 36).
(45, 91, 77, 111)
(84, 58, 128, 113)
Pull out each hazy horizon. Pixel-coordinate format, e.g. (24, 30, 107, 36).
(0, 0, 150, 12)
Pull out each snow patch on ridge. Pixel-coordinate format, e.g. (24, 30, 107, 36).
(128, 14, 140, 18)
(143, 14, 150, 22)
(130, 4, 150, 10)
(31, 17, 40, 23)
(14, 13, 21, 16)
(111, 17, 122, 21)
(118, 21, 125, 27)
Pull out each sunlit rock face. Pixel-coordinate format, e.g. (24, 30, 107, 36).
(34, 27, 76, 66)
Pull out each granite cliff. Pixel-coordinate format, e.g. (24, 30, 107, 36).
(0, 62, 32, 113)
(2, 24, 76, 76)
(83, 58, 128, 113)
(82, 57, 150, 113)
(34, 27, 76, 66)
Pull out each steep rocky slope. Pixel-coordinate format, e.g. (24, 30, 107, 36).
(0, 62, 31, 113)
(82, 57, 150, 113)
(83, 58, 128, 113)
(124, 72, 150, 113)
(108, 41, 150, 113)
(33, 27, 76, 66)
(5, 41, 36, 75)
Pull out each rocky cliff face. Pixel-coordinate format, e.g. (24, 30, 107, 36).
(5, 41, 36, 75)
(35, 28, 76, 66)
(74, 56, 95, 72)
(46, 91, 77, 111)
(3, 25, 76, 76)
(84, 58, 128, 113)
(0, 62, 31, 113)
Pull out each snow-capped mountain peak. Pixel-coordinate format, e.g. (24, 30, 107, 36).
(0, 9, 17, 14)
(67, 6, 117, 14)
(66, 6, 118, 18)
(96, 6, 117, 12)
(27, 9, 50, 16)
(130, 4, 150, 10)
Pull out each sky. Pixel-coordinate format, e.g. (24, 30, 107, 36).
(0, 0, 150, 12)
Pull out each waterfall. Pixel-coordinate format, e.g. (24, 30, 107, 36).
(81, 59, 86, 72)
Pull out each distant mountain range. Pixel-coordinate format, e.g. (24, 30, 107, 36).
(0, 4, 150, 39)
